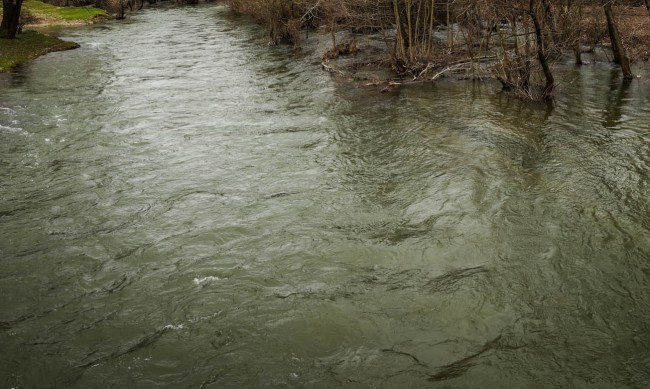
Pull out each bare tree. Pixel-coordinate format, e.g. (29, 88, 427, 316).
(602, 0, 633, 79)
(530, 0, 554, 98)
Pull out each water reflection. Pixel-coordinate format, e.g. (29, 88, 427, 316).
(603, 70, 632, 128)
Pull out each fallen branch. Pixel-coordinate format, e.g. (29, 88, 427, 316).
(417, 62, 436, 79)
(321, 61, 345, 75)
(429, 62, 471, 81)
(416, 56, 494, 80)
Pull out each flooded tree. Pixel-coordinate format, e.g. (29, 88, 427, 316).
(530, 0, 555, 99)
(602, 0, 633, 79)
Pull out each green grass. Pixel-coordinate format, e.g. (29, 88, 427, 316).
(22, 0, 109, 23)
(0, 0, 109, 71)
(0, 30, 79, 71)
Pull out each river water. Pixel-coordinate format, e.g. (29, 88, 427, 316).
(1, 4, 650, 388)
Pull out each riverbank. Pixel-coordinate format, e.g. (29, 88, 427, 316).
(21, 0, 109, 27)
(0, 0, 108, 71)
(0, 30, 79, 71)
(228, 1, 650, 99)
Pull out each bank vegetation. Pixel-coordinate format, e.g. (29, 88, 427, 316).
(0, 29, 79, 70)
(227, 0, 650, 100)
(3, 0, 649, 99)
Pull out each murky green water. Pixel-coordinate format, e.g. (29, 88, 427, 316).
(2, 4, 650, 388)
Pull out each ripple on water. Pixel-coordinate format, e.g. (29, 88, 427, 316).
(1, 6, 650, 389)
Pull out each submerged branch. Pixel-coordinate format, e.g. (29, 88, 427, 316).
(427, 335, 503, 382)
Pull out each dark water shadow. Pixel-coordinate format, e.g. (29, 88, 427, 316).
(603, 69, 632, 129)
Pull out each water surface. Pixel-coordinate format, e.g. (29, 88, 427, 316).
(1, 5, 650, 388)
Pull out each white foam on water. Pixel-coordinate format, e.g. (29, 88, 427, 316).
(0, 124, 25, 134)
(193, 276, 220, 285)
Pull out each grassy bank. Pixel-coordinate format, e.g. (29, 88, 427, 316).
(0, 0, 109, 71)
(0, 30, 79, 71)
(22, 0, 110, 26)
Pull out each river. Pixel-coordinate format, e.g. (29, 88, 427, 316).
(1, 4, 650, 388)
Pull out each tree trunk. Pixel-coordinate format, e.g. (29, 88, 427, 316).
(541, 0, 557, 46)
(569, 0, 583, 65)
(530, 0, 554, 99)
(645, 0, 650, 18)
(1, 0, 24, 39)
(603, 0, 633, 79)
(574, 41, 582, 65)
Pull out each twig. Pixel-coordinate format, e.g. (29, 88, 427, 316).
(301, 0, 322, 23)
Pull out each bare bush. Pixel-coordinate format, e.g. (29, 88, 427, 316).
(228, 0, 647, 100)
(106, 0, 127, 19)
(226, 0, 307, 45)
